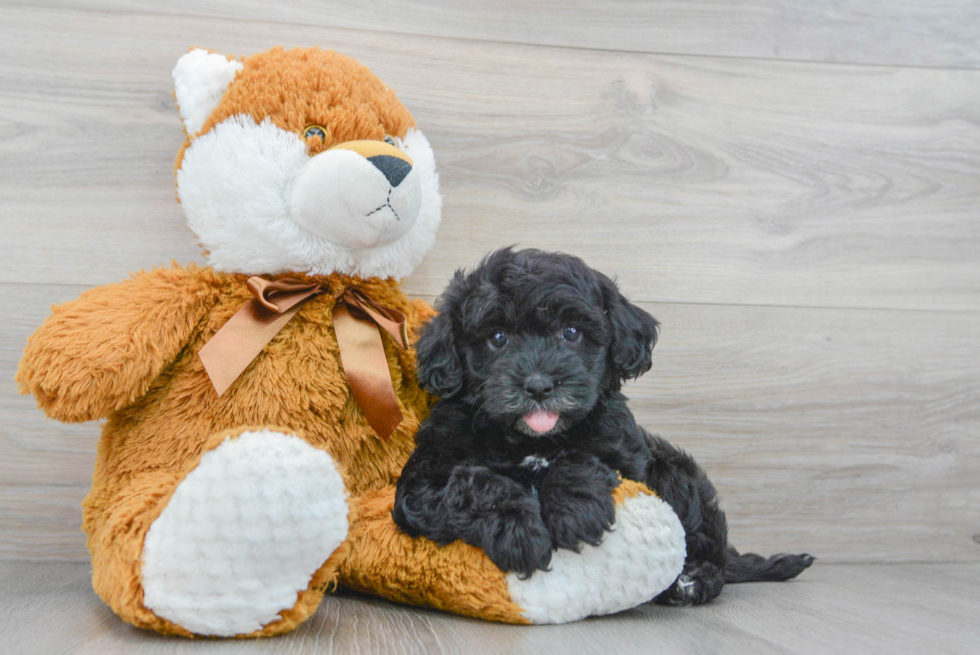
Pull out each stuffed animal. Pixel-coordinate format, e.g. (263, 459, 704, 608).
(16, 46, 686, 637)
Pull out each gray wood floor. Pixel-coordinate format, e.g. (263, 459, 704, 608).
(1, 560, 978, 655)
(1, 0, 979, 652)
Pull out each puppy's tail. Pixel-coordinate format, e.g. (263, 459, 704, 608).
(723, 546, 815, 583)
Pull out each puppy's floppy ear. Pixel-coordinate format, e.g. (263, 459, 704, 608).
(416, 277, 466, 397)
(415, 312, 463, 397)
(600, 274, 660, 381)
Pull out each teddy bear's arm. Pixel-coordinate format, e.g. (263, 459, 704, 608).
(16, 265, 219, 423)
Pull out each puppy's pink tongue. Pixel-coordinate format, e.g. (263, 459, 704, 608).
(524, 410, 559, 434)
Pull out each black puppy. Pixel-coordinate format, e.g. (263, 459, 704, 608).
(393, 247, 812, 604)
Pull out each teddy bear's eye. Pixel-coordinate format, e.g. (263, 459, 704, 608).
(384, 135, 396, 146)
(303, 125, 327, 141)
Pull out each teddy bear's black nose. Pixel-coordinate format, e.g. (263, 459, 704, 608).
(368, 155, 412, 187)
(523, 373, 555, 401)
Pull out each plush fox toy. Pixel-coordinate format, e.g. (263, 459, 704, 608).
(16, 47, 686, 637)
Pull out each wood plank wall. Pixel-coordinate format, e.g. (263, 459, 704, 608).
(1, 2, 978, 563)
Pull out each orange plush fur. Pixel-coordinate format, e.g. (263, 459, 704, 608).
(173, 47, 416, 178)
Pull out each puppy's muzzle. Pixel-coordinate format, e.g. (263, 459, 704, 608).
(523, 373, 555, 402)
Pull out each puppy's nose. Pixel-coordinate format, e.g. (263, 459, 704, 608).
(368, 155, 412, 187)
(523, 374, 555, 401)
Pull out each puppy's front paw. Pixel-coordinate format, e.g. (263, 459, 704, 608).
(542, 492, 616, 552)
(480, 510, 553, 579)
(447, 465, 553, 578)
(538, 455, 618, 552)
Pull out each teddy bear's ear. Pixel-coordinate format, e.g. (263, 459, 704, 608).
(172, 48, 244, 136)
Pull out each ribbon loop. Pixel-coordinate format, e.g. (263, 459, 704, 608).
(341, 288, 410, 349)
(247, 277, 322, 313)
(199, 276, 409, 439)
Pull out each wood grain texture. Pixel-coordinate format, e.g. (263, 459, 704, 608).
(1, 561, 978, 654)
(15, 0, 980, 69)
(0, 486, 89, 560)
(5, 283, 978, 562)
(1, 6, 979, 311)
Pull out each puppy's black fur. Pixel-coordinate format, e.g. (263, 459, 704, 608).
(394, 248, 813, 604)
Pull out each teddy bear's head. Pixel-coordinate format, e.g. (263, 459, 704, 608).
(172, 47, 441, 279)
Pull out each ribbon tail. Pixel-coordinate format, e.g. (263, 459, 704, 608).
(333, 303, 404, 440)
(199, 300, 302, 396)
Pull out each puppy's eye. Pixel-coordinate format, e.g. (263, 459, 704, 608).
(488, 330, 509, 349)
(384, 135, 396, 146)
(560, 326, 582, 343)
(303, 125, 327, 141)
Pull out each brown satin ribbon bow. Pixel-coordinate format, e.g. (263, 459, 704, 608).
(198, 276, 409, 440)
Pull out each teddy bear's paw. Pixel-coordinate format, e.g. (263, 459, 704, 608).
(140, 429, 349, 637)
(506, 486, 686, 624)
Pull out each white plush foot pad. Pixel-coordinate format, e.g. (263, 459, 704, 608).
(507, 491, 686, 624)
(141, 430, 349, 636)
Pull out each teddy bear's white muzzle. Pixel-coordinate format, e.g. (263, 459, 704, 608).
(289, 148, 422, 249)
